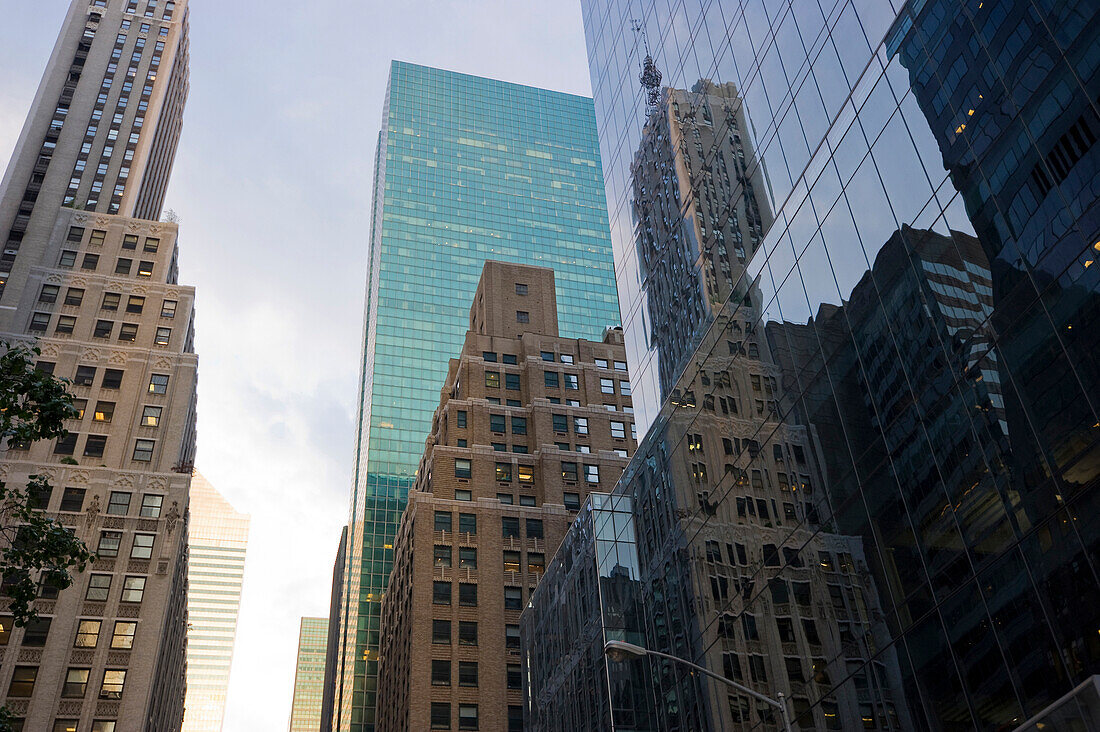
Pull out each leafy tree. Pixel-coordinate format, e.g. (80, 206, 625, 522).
(0, 342, 93, 626)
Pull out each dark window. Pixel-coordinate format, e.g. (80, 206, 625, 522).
(433, 581, 451, 605)
(458, 621, 477, 646)
(115, 258, 132, 275)
(8, 666, 37, 697)
(431, 659, 450, 686)
(541, 351, 554, 362)
(93, 320, 113, 338)
(502, 354, 517, 365)
(506, 624, 520, 649)
(459, 548, 477, 570)
(552, 414, 568, 433)
(515, 283, 528, 295)
(526, 519, 543, 539)
(432, 619, 450, 644)
(434, 511, 452, 532)
(126, 295, 144, 313)
(22, 617, 51, 646)
(430, 703, 450, 729)
(136, 261, 153, 277)
(101, 292, 120, 311)
(81, 253, 99, 270)
(564, 492, 580, 510)
(459, 704, 479, 730)
(54, 433, 78, 455)
(458, 661, 478, 687)
(456, 410, 467, 428)
(84, 435, 107, 457)
(505, 373, 520, 390)
(75, 365, 97, 386)
(544, 371, 559, 388)
(516, 311, 529, 323)
(454, 459, 471, 479)
(496, 462, 512, 482)
(459, 582, 477, 606)
(102, 368, 123, 388)
(118, 323, 137, 342)
(502, 516, 520, 538)
(60, 488, 86, 512)
(490, 414, 506, 433)
(509, 705, 524, 731)
(482, 351, 497, 363)
(433, 546, 452, 568)
(561, 462, 578, 482)
(39, 285, 59, 303)
(458, 513, 476, 534)
(504, 587, 522, 610)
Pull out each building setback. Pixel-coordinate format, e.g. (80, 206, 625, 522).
(289, 617, 329, 732)
(183, 472, 249, 732)
(0, 1, 198, 730)
(377, 261, 636, 732)
(335, 61, 621, 731)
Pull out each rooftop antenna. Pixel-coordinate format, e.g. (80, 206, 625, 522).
(632, 20, 662, 110)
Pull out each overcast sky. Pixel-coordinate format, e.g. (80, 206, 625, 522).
(0, 2, 594, 729)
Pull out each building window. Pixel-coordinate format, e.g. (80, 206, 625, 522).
(59, 250, 78, 268)
(130, 533, 154, 559)
(552, 414, 568, 433)
(585, 465, 600, 484)
(91, 722, 116, 732)
(61, 668, 90, 699)
(611, 421, 626, 439)
(564, 492, 580, 511)
(541, 351, 554, 362)
(7, 666, 37, 697)
(93, 319, 113, 338)
(614, 360, 627, 371)
(132, 439, 155, 462)
(510, 416, 527, 435)
(54, 433, 78, 455)
(97, 531, 122, 557)
(485, 371, 500, 388)
(458, 621, 477, 646)
(517, 465, 534, 484)
(74, 365, 97, 386)
(154, 327, 171, 346)
(458, 661, 478, 688)
(482, 351, 497, 362)
(526, 519, 544, 539)
(432, 619, 450, 644)
(118, 323, 138, 341)
(121, 576, 145, 603)
(509, 705, 524, 731)
(433, 581, 451, 605)
(574, 417, 588, 435)
(136, 261, 153, 277)
(434, 511, 452, 532)
(595, 358, 608, 369)
(503, 354, 517, 364)
(516, 311, 529, 323)
(515, 283, 528, 295)
(73, 399, 87, 420)
(458, 513, 476, 534)
(430, 703, 450, 729)
(495, 462, 512, 482)
(454, 459, 471, 479)
(503, 551, 521, 573)
(122, 234, 138, 250)
(141, 405, 162, 427)
(459, 548, 477, 570)
(459, 582, 477, 606)
(620, 380, 632, 395)
(544, 371, 559, 388)
(86, 575, 111, 601)
(564, 373, 578, 390)
(93, 401, 115, 423)
(84, 435, 107, 457)
(22, 618, 51, 646)
(455, 489, 472, 501)
(528, 553, 545, 573)
(490, 414, 506, 433)
(600, 378, 614, 394)
(431, 659, 450, 686)
(561, 462, 578, 482)
(148, 373, 169, 394)
(143, 237, 159, 252)
(107, 491, 131, 516)
(505, 372, 520, 390)
(81, 253, 100, 270)
(497, 493, 513, 504)
(433, 546, 452, 568)
(72, 619, 102, 649)
(100, 669, 126, 699)
(60, 488, 86, 513)
(98, 369, 123, 390)
(126, 295, 144, 313)
(502, 516, 520, 539)
(54, 315, 78, 336)
(504, 587, 522, 611)
(64, 287, 84, 306)
(29, 312, 50, 333)
(160, 299, 176, 318)
(115, 258, 133, 275)
(456, 410, 467, 428)
(38, 285, 60, 304)
(505, 624, 520, 649)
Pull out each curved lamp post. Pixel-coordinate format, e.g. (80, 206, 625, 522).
(604, 639, 794, 732)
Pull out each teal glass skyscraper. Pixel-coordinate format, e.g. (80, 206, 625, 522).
(332, 61, 621, 731)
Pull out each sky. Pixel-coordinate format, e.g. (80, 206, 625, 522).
(0, 2, 594, 730)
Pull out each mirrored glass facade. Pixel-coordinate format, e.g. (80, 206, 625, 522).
(336, 62, 621, 731)
(523, 0, 1100, 729)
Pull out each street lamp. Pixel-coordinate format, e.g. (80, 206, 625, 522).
(604, 639, 794, 732)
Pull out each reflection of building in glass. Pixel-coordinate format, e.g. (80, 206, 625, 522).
(569, 0, 1098, 727)
(376, 262, 635, 732)
(630, 80, 772, 407)
(184, 472, 250, 732)
(290, 617, 330, 732)
(334, 62, 622, 731)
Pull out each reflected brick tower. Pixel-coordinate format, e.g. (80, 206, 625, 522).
(0, 1, 198, 730)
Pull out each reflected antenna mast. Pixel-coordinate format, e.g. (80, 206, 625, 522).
(632, 20, 662, 109)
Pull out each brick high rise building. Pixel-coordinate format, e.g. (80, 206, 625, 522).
(0, 1, 198, 730)
(376, 261, 636, 732)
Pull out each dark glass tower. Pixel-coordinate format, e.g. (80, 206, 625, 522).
(522, 0, 1100, 729)
(334, 62, 621, 731)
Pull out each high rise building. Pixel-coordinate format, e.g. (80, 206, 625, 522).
(320, 527, 347, 732)
(289, 617, 329, 732)
(183, 472, 249, 732)
(376, 261, 636, 731)
(334, 61, 622, 730)
(0, 1, 198, 730)
(522, 0, 1099, 729)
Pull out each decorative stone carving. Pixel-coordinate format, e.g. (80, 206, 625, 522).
(117, 604, 140, 619)
(40, 343, 61, 358)
(58, 701, 83, 715)
(81, 348, 101, 361)
(86, 493, 101, 521)
(96, 701, 120, 717)
(131, 285, 147, 295)
(72, 213, 89, 224)
(92, 558, 116, 571)
(70, 277, 88, 287)
(147, 477, 167, 491)
(18, 648, 42, 663)
(108, 351, 128, 365)
(82, 602, 105, 616)
(107, 651, 131, 666)
(46, 273, 66, 283)
(94, 216, 110, 227)
(138, 519, 158, 532)
(127, 222, 141, 232)
(113, 474, 135, 487)
(69, 470, 90, 485)
(103, 517, 123, 529)
(164, 501, 180, 535)
(154, 357, 173, 369)
(71, 650, 94, 664)
(128, 560, 150, 574)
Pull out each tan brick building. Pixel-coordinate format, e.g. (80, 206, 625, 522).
(0, 1, 198, 730)
(376, 262, 636, 731)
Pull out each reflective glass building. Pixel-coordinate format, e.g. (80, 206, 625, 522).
(334, 61, 621, 731)
(524, 0, 1099, 729)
